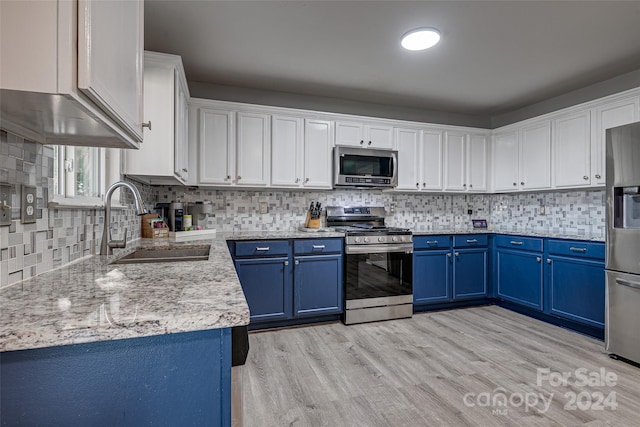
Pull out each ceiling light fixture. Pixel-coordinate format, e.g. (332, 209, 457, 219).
(401, 27, 441, 51)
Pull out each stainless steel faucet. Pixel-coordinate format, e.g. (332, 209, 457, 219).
(100, 181, 148, 255)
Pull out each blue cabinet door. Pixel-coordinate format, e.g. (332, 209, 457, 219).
(413, 250, 451, 304)
(235, 257, 292, 322)
(453, 248, 488, 299)
(294, 254, 343, 317)
(496, 249, 544, 310)
(547, 255, 605, 328)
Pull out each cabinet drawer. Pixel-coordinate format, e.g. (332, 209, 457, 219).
(454, 234, 488, 248)
(547, 239, 605, 260)
(495, 235, 543, 252)
(294, 238, 343, 255)
(235, 240, 290, 257)
(414, 235, 451, 250)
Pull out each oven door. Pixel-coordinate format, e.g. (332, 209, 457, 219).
(344, 244, 413, 302)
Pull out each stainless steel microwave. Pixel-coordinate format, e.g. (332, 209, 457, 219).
(334, 146, 398, 188)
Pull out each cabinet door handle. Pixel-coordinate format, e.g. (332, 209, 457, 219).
(416, 183, 419, 188)
(454, 252, 459, 256)
(423, 182, 426, 187)
(463, 183, 467, 187)
(312, 245, 325, 249)
(513, 182, 517, 186)
(510, 241, 524, 245)
(237, 176, 241, 180)
(583, 176, 589, 180)
(142, 121, 152, 131)
(368, 141, 372, 146)
(570, 247, 587, 253)
(256, 247, 270, 251)
(360, 140, 364, 145)
(536, 257, 541, 262)
(547, 259, 552, 264)
(294, 260, 299, 265)
(469, 184, 473, 188)
(183, 168, 188, 173)
(520, 182, 525, 186)
(595, 174, 601, 179)
(305, 178, 309, 183)
(295, 178, 300, 183)
(616, 278, 640, 289)
(446, 252, 451, 257)
(226, 175, 231, 180)
(466, 239, 478, 243)
(284, 261, 289, 266)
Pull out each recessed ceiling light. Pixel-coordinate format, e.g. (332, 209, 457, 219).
(401, 27, 441, 51)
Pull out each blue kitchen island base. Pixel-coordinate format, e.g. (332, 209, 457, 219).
(1, 328, 231, 427)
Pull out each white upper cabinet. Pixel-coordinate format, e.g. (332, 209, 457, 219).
(236, 112, 271, 186)
(123, 52, 189, 185)
(493, 131, 519, 192)
(303, 119, 333, 189)
(271, 115, 303, 187)
(519, 121, 552, 191)
(199, 108, 235, 186)
(395, 128, 421, 191)
(467, 133, 488, 192)
(592, 96, 640, 186)
(553, 111, 591, 188)
(443, 132, 467, 191)
(0, 0, 143, 148)
(335, 120, 393, 149)
(421, 130, 444, 191)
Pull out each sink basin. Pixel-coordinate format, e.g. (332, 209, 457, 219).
(111, 245, 211, 264)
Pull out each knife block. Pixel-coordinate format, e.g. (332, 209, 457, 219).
(304, 210, 320, 229)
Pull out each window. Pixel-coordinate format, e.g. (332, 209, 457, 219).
(52, 146, 107, 206)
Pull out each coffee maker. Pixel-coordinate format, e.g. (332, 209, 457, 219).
(155, 202, 184, 232)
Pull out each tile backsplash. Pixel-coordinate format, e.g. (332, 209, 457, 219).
(159, 187, 605, 236)
(0, 130, 157, 287)
(1, 127, 605, 288)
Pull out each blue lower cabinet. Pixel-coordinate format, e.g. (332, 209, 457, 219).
(1, 329, 231, 426)
(496, 249, 544, 310)
(546, 255, 605, 328)
(453, 248, 488, 299)
(235, 256, 292, 322)
(294, 254, 343, 317)
(413, 250, 451, 304)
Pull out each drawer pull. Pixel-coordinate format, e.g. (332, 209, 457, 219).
(570, 247, 587, 253)
(510, 241, 524, 245)
(466, 239, 478, 243)
(616, 278, 640, 289)
(312, 245, 326, 249)
(256, 247, 270, 251)
(426, 240, 439, 245)
(284, 261, 289, 266)
(547, 259, 552, 264)
(536, 257, 541, 262)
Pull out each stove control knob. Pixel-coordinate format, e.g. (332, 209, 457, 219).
(391, 236, 398, 242)
(354, 237, 361, 243)
(378, 236, 384, 242)
(363, 237, 369, 243)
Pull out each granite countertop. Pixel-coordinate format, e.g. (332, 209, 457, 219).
(412, 229, 605, 242)
(0, 236, 250, 353)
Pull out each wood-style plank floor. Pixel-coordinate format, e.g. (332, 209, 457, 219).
(242, 306, 640, 427)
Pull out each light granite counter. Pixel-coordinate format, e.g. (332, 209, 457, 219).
(412, 229, 605, 242)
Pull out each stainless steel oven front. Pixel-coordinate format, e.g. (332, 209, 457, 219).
(343, 239, 413, 324)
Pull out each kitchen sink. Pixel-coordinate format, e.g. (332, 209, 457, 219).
(110, 244, 211, 264)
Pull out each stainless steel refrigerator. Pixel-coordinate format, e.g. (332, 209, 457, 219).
(606, 121, 640, 363)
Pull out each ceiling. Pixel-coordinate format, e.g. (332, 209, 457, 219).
(144, 1, 640, 117)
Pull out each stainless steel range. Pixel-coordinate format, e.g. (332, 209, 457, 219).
(326, 206, 413, 325)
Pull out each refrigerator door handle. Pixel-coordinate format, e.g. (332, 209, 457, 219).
(615, 278, 640, 290)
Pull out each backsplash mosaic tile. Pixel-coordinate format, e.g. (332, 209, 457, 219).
(0, 130, 157, 288)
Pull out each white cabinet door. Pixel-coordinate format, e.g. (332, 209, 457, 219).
(304, 119, 333, 188)
(174, 69, 190, 183)
(365, 124, 394, 149)
(493, 131, 519, 192)
(395, 128, 421, 191)
(519, 122, 551, 191)
(443, 132, 466, 191)
(593, 96, 640, 186)
(553, 112, 591, 188)
(335, 121, 364, 147)
(271, 115, 303, 187)
(77, 0, 143, 140)
(200, 109, 235, 185)
(421, 130, 443, 191)
(467, 133, 488, 192)
(236, 112, 271, 186)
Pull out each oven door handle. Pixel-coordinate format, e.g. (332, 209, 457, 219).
(346, 244, 414, 254)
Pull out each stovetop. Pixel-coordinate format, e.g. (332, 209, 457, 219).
(332, 224, 412, 236)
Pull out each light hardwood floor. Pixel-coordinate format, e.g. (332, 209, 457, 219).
(242, 306, 640, 426)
